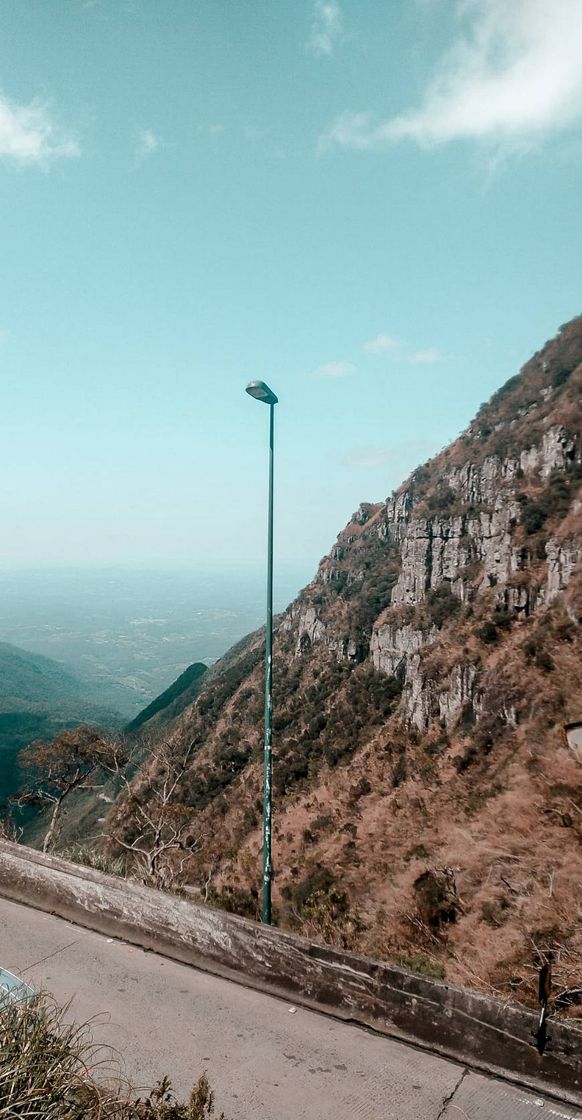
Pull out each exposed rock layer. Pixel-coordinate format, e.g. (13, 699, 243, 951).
(109, 316, 582, 1010)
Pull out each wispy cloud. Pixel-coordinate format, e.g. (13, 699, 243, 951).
(322, 0, 582, 151)
(409, 347, 443, 364)
(363, 333, 399, 354)
(344, 439, 437, 469)
(312, 360, 355, 378)
(0, 93, 79, 166)
(362, 332, 444, 364)
(135, 128, 162, 162)
(321, 111, 376, 151)
(307, 1, 342, 58)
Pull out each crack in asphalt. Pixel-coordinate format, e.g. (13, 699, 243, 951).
(436, 1067, 469, 1120)
(22, 938, 81, 975)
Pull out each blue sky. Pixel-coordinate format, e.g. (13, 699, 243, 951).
(0, 0, 581, 573)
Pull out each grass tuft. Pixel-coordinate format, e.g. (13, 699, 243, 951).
(0, 993, 226, 1118)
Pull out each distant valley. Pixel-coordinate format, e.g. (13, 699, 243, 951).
(0, 641, 125, 803)
(0, 564, 311, 805)
(0, 564, 312, 718)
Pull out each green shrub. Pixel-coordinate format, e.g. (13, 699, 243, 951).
(426, 584, 460, 629)
(427, 486, 455, 513)
(522, 502, 548, 535)
(413, 869, 459, 931)
(283, 864, 340, 912)
(207, 882, 260, 920)
(281, 866, 365, 950)
(478, 608, 512, 644)
(394, 952, 446, 980)
(474, 618, 496, 645)
(553, 366, 573, 387)
(520, 469, 578, 536)
(454, 743, 480, 772)
(536, 649, 555, 672)
(391, 747, 407, 787)
(488, 374, 520, 407)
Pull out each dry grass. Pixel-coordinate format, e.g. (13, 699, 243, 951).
(0, 994, 226, 1118)
(87, 316, 582, 1014)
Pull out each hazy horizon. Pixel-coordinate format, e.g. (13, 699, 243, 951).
(0, 563, 315, 714)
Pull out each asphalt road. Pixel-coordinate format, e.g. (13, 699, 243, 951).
(0, 897, 580, 1120)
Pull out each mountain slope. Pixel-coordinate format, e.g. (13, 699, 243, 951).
(0, 642, 123, 804)
(125, 662, 208, 734)
(109, 315, 582, 1005)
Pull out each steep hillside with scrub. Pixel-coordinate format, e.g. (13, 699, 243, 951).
(0, 642, 123, 806)
(109, 315, 582, 1007)
(125, 662, 208, 734)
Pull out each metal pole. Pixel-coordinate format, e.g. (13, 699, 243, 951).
(262, 401, 274, 924)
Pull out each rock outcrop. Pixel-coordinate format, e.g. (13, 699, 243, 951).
(109, 315, 582, 1011)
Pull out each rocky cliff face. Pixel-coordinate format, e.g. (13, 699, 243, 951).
(109, 315, 582, 1007)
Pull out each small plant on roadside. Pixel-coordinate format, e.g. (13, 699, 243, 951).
(0, 994, 227, 1119)
(58, 842, 129, 878)
(393, 952, 446, 981)
(130, 1074, 225, 1119)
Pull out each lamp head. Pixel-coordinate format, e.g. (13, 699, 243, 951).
(245, 380, 278, 405)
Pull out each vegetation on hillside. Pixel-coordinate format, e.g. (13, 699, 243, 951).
(0, 642, 124, 806)
(125, 663, 208, 734)
(15, 315, 582, 1013)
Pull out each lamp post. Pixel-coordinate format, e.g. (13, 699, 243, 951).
(245, 379, 278, 925)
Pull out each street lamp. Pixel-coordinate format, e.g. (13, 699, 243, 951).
(245, 379, 278, 924)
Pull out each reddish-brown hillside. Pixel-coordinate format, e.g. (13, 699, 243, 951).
(109, 315, 582, 1008)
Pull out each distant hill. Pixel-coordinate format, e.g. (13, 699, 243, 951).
(125, 662, 208, 734)
(0, 641, 123, 804)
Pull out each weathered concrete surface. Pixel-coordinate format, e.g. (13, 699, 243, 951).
(440, 1069, 582, 1119)
(0, 841, 580, 1105)
(1, 897, 580, 1120)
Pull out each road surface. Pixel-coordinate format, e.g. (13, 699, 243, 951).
(0, 897, 579, 1120)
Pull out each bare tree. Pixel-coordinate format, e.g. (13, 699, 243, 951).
(107, 736, 199, 888)
(15, 725, 122, 853)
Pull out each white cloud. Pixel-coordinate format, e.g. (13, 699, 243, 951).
(361, 333, 444, 364)
(410, 347, 443, 364)
(307, 1, 342, 58)
(363, 333, 399, 354)
(321, 111, 376, 151)
(312, 360, 355, 378)
(135, 128, 162, 161)
(322, 0, 582, 150)
(0, 94, 79, 166)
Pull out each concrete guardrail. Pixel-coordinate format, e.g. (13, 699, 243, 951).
(0, 840, 580, 1103)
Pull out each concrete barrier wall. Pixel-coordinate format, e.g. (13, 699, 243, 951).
(0, 840, 580, 1103)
